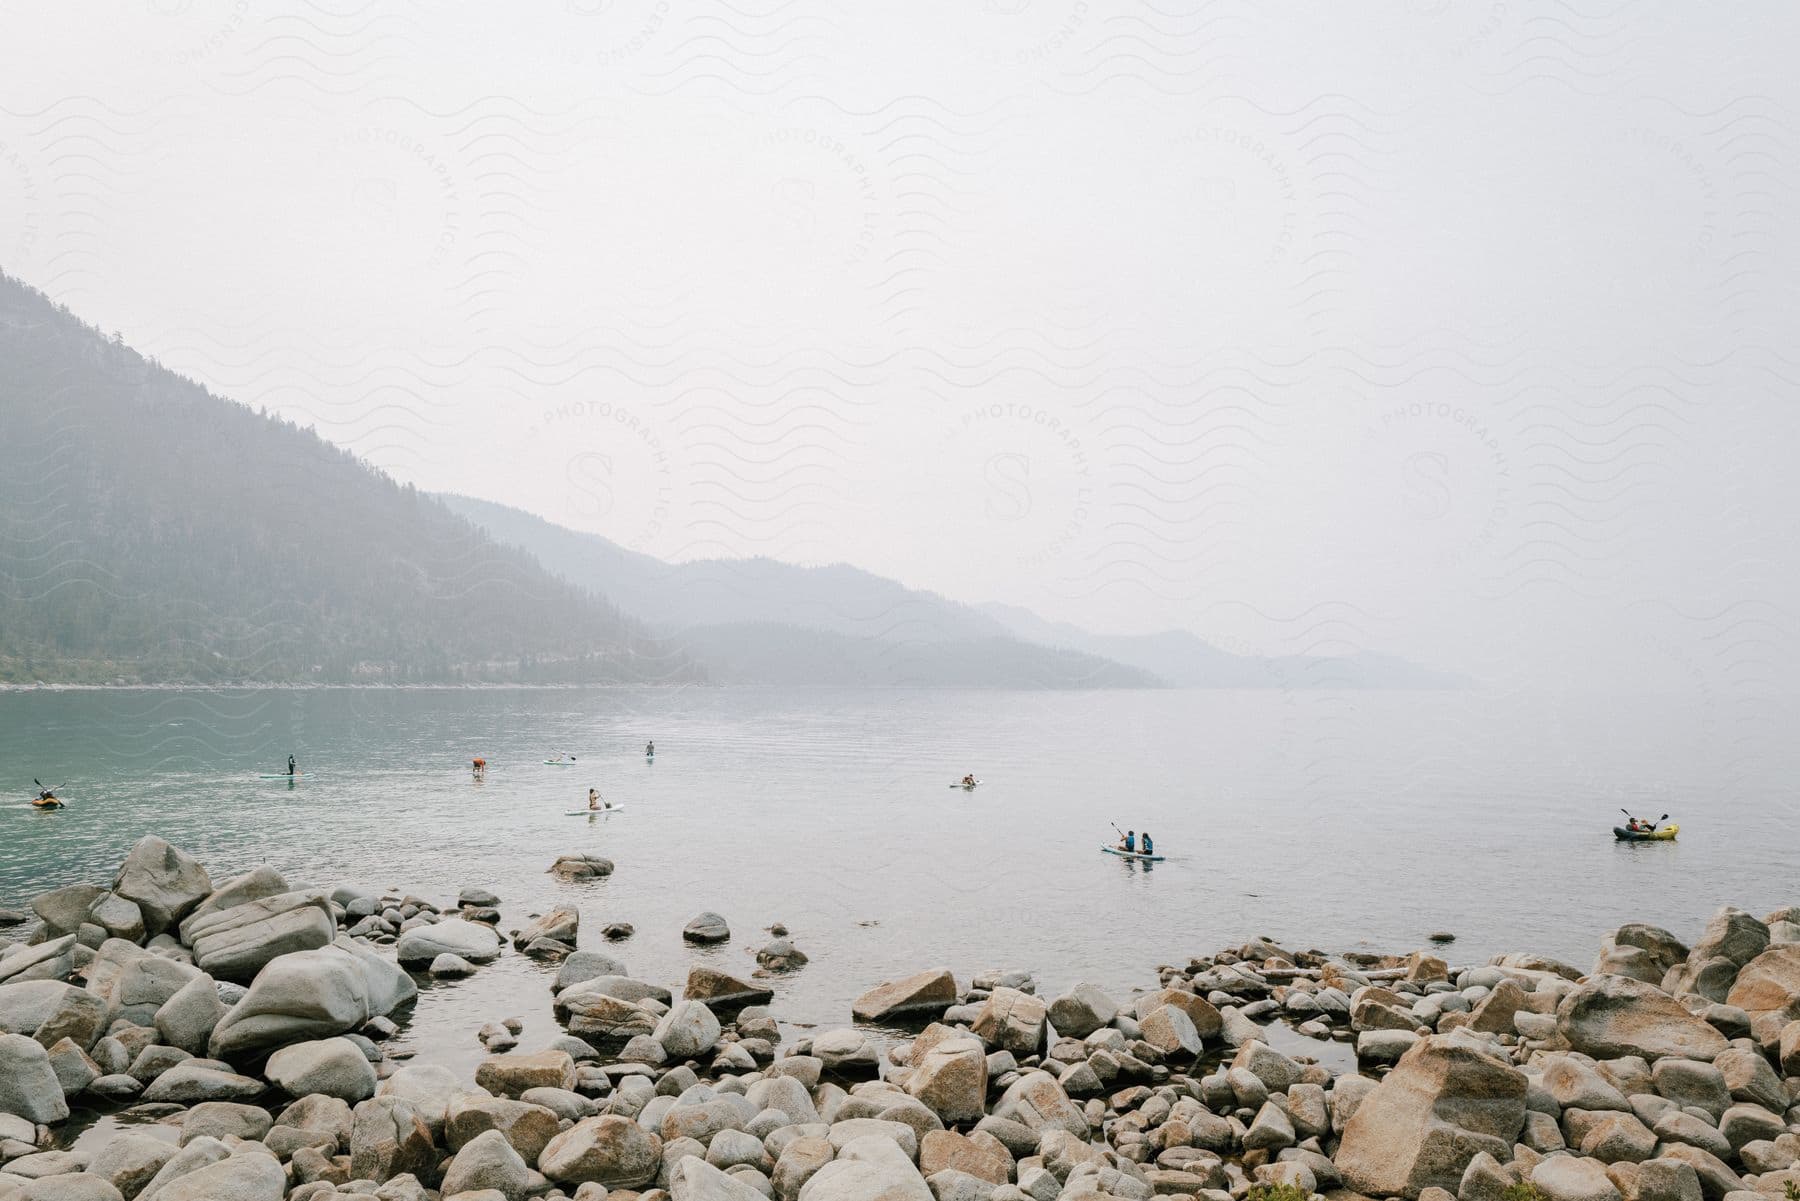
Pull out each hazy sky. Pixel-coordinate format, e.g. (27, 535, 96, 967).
(3, 2, 1796, 697)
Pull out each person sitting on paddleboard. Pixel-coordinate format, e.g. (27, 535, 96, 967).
(588, 788, 602, 811)
(961, 774, 976, 787)
(1118, 830, 1136, 853)
(1141, 832, 1154, 855)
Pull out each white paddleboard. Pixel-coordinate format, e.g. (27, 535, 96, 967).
(565, 807, 625, 815)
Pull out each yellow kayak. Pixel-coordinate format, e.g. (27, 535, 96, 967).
(1614, 823, 1678, 842)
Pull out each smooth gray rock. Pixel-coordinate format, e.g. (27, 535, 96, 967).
(655, 1001, 722, 1060)
(0, 982, 108, 1050)
(17, 1174, 126, 1201)
(394, 920, 500, 966)
(1046, 984, 1119, 1039)
(31, 888, 106, 938)
(440, 1129, 528, 1201)
(152, 974, 226, 1056)
(349, 1096, 436, 1183)
(183, 892, 335, 983)
(513, 907, 578, 950)
(0, 938, 78, 987)
(208, 941, 415, 1059)
(179, 868, 290, 936)
(85, 1132, 177, 1199)
(553, 952, 629, 992)
(135, 1149, 283, 1201)
(86, 894, 146, 944)
(111, 837, 211, 938)
(683, 913, 731, 944)
(140, 1062, 263, 1104)
(265, 1037, 378, 1101)
(0, 1033, 69, 1123)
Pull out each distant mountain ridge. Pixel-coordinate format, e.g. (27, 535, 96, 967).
(439, 495, 1154, 687)
(0, 273, 692, 686)
(443, 495, 1467, 690)
(976, 603, 1471, 689)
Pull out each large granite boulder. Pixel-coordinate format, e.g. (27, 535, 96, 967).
(265, 1036, 379, 1101)
(905, 1034, 987, 1123)
(208, 940, 416, 1059)
(684, 967, 772, 1009)
(0, 936, 78, 986)
(851, 969, 956, 1022)
(179, 866, 289, 933)
(154, 973, 227, 1055)
(1335, 1032, 1527, 1199)
(1726, 944, 1800, 1026)
(111, 837, 211, 937)
(0, 981, 108, 1050)
(85, 941, 201, 1026)
(349, 1095, 436, 1182)
(797, 1134, 931, 1201)
(548, 855, 614, 881)
(562, 991, 660, 1044)
(441, 1128, 530, 1200)
(182, 891, 335, 983)
(1558, 975, 1729, 1060)
(395, 919, 501, 967)
(133, 1150, 284, 1201)
(0, 1032, 69, 1123)
(654, 1000, 722, 1060)
(31, 885, 107, 938)
(513, 907, 578, 950)
(971, 987, 1047, 1056)
(991, 1070, 1087, 1138)
(537, 1115, 662, 1189)
(1047, 983, 1119, 1038)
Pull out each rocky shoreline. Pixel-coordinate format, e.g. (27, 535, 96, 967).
(3, 838, 1799, 1201)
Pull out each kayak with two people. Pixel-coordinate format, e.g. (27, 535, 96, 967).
(1103, 823, 1164, 862)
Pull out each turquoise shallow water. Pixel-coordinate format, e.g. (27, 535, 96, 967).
(2, 685, 1794, 1074)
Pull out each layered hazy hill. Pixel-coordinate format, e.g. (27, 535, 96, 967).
(440, 495, 1157, 687)
(444, 495, 1466, 689)
(0, 274, 691, 686)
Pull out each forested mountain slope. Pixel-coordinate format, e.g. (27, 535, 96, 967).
(0, 274, 691, 685)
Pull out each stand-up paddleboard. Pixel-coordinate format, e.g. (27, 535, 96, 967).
(543, 760, 577, 766)
(258, 773, 303, 780)
(565, 807, 625, 815)
(1101, 845, 1164, 863)
(949, 781, 981, 789)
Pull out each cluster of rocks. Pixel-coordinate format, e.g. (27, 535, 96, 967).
(7, 842, 1800, 1201)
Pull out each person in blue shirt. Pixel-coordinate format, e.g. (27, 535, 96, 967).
(1117, 830, 1136, 853)
(1141, 832, 1154, 855)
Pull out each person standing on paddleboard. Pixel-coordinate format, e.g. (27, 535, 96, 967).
(287, 754, 296, 777)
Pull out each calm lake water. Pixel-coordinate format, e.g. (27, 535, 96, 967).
(3, 685, 1794, 1075)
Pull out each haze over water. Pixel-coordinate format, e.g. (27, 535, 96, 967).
(5, 685, 1791, 1072)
